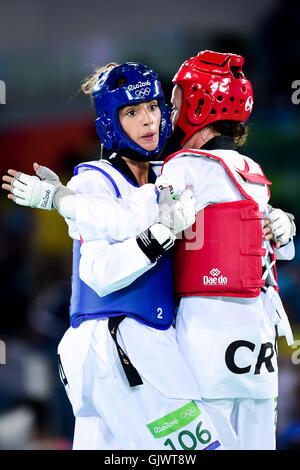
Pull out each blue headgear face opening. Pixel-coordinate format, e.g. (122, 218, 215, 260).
(92, 63, 171, 159)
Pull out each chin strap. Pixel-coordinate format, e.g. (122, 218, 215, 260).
(267, 205, 296, 246)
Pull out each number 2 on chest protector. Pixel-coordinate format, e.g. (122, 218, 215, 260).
(157, 307, 163, 319)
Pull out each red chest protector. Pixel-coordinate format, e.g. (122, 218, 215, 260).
(162, 150, 278, 298)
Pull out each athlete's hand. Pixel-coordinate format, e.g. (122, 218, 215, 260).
(2, 163, 74, 213)
(158, 186, 196, 235)
(264, 208, 296, 248)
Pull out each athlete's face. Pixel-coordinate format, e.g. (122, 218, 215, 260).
(170, 85, 183, 130)
(119, 100, 161, 152)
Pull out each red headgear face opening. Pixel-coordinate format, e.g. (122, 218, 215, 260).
(172, 50, 254, 146)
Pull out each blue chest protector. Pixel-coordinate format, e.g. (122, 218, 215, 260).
(69, 163, 175, 330)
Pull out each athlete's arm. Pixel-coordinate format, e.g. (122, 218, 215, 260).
(80, 219, 181, 296)
(69, 170, 159, 242)
(3, 163, 195, 242)
(78, 188, 195, 295)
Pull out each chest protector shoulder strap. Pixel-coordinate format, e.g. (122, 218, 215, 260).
(165, 150, 276, 298)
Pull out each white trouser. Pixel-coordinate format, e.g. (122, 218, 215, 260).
(58, 317, 222, 451)
(201, 397, 277, 450)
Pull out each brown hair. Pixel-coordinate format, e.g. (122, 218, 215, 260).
(211, 120, 248, 147)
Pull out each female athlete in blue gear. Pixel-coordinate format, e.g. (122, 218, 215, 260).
(2, 61, 221, 451)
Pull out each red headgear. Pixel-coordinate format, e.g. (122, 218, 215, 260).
(172, 50, 254, 146)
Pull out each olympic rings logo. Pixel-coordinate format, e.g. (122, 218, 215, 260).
(180, 407, 197, 419)
(134, 87, 151, 98)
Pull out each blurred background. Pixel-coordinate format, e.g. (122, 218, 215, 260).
(0, 0, 300, 450)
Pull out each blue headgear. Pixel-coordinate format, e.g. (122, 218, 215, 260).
(92, 63, 171, 161)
